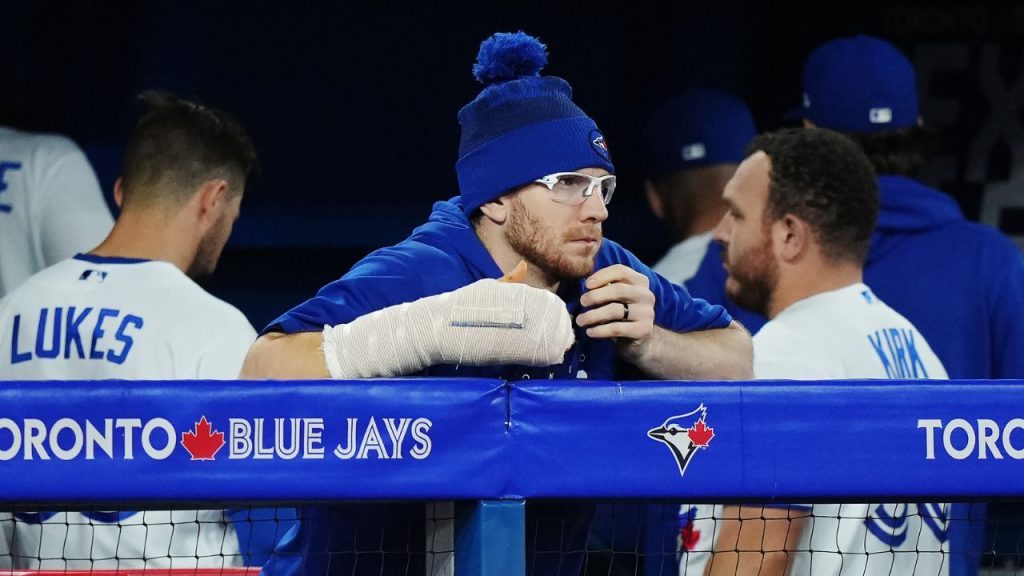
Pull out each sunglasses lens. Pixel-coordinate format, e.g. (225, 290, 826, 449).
(600, 177, 616, 204)
(540, 173, 616, 205)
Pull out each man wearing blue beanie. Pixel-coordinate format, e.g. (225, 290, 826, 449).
(643, 89, 757, 284)
(685, 34, 1024, 576)
(243, 32, 752, 575)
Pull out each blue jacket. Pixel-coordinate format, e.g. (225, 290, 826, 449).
(262, 198, 732, 576)
(269, 197, 732, 381)
(686, 175, 1024, 380)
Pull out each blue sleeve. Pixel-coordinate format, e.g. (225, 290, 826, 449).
(597, 240, 732, 332)
(990, 247, 1024, 379)
(264, 249, 429, 334)
(685, 241, 768, 334)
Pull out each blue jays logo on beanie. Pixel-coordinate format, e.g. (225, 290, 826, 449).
(456, 31, 615, 214)
(801, 35, 918, 133)
(643, 89, 757, 177)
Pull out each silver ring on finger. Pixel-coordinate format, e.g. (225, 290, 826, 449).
(622, 302, 630, 321)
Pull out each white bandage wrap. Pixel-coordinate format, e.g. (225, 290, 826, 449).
(321, 279, 574, 379)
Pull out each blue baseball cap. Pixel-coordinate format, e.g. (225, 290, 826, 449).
(643, 89, 756, 177)
(801, 35, 918, 133)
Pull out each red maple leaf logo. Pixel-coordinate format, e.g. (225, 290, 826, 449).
(680, 523, 702, 552)
(181, 416, 225, 461)
(687, 419, 714, 448)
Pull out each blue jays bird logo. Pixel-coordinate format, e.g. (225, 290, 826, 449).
(589, 130, 610, 161)
(648, 404, 715, 477)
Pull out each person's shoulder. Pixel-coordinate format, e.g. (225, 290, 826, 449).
(1, 258, 79, 294)
(752, 319, 830, 378)
(753, 302, 838, 356)
(950, 220, 1022, 257)
(146, 268, 254, 332)
(352, 234, 479, 290)
(2, 129, 85, 162)
(753, 316, 808, 348)
(369, 240, 458, 271)
(0, 259, 85, 322)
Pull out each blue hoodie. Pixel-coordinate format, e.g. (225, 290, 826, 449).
(686, 175, 1024, 380)
(261, 198, 733, 576)
(268, 197, 731, 381)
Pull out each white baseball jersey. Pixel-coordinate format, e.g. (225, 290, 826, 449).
(652, 231, 713, 285)
(0, 254, 256, 569)
(0, 128, 113, 298)
(680, 283, 949, 576)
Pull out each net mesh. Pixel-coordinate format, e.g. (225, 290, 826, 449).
(0, 501, 1021, 575)
(1, 378, 1021, 575)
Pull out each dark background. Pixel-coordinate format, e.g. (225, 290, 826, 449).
(3, 0, 1022, 329)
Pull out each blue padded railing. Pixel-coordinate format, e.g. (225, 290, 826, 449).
(0, 378, 1021, 575)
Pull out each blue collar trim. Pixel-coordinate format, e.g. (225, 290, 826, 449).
(74, 253, 152, 265)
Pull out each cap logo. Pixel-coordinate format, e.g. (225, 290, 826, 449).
(682, 143, 706, 161)
(869, 107, 893, 124)
(802, 93, 811, 108)
(590, 130, 611, 161)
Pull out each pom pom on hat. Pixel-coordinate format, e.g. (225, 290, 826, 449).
(472, 31, 548, 85)
(456, 31, 614, 214)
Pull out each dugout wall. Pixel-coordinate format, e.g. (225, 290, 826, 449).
(0, 378, 1020, 575)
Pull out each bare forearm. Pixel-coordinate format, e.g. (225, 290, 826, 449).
(706, 505, 805, 576)
(623, 321, 753, 380)
(239, 331, 329, 379)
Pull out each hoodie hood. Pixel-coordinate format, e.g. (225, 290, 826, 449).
(875, 175, 963, 233)
(868, 175, 965, 265)
(406, 197, 504, 280)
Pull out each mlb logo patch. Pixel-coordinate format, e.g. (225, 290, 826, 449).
(682, 143, 706, 162)
(79, 269, 108, 283)
(869, 107, 893, 124)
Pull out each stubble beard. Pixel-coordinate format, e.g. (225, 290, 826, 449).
(506, 198, 600, 282)
(186, 215, 230, 285)
(723, 236, 778, 317)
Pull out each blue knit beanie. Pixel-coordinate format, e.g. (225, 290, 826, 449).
(456, 31, 614, 214)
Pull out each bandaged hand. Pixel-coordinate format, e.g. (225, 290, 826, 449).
(321, 274, 574, 379)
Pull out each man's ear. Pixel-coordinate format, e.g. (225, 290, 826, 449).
(478, 196, 509, 225)
(775, 214, 810, 262)
(113, 177, 125, 208)
(195, 179, 230, 225)
(644, 179, 664, 220)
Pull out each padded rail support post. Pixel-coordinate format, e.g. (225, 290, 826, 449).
(455, 500, 525, 576)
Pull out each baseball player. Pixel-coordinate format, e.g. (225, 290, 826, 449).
(680, 128, 949, 576)
(685, 35, 1024, 381)
(683, 39, 1022, 571)
(0, 92, 259, 569)
(644, 89, 757, 285)
(244, 31, 753, 576)
(0, 126, 113, 298)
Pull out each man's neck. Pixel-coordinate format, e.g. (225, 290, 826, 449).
(686, 209, 726, 239)
(767, 261, 863, 319)
(89, 209, 196, 274)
